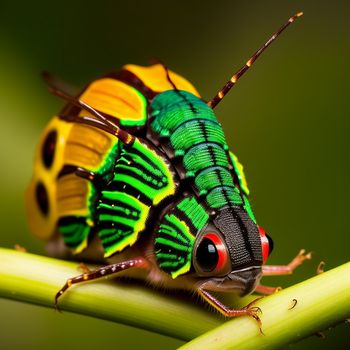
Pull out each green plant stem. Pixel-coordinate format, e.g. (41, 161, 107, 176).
(1, 247, 349, 349)
(0, 247, 221, 341)
(179, 261, 350, 350)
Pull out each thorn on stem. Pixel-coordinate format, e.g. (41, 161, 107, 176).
(315, 331, 326, 339)
(317, 261, 325, 274)
(288, 298, 298, 310)
(14, 244, 27, 253)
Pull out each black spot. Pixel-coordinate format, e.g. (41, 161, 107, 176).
(196, 238, 218, 272)
(36, 182, 49, 216)
(42, 130, 57, 168)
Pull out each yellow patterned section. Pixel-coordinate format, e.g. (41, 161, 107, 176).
(56, 174, 91, 216)
(64, 123, 116, 169)
(80, 78, 147, 126)
(26, 116, 117, 240)
(124, 64, 201, 97)
(26, 64, 198, 244)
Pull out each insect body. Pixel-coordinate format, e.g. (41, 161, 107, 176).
(26, 13, 310, 328)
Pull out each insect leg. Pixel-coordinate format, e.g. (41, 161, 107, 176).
(55, 258, 148, 307)
(74, 166, 114, 188)
(59, 113, 121, 136)
(41, 70, 79, 96)
(75, 167, 97, 182)
(262, 249, 312, 276)
(198, 288, 264, 332)
(255, 284, 282, 295)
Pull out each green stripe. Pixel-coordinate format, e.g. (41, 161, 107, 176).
(60, 221, 90, 246)
(183, 143, 229, 172)
(159, 225, 189, 245)
(100, 230, 130, 243)
(206, 186, 243, 209)
(101, 191, 144, 210)
(116, 164, 164, 186)
(159, 259, 185, 268)
(155, 237, 190, 252)
(155, 211, 195, 279)
(103, 234, 137, 256)
(99, 214, 138, 228)
(195, 167, 233, 192)
(114, 174, 155, 199)
(156, 253, 181, 260)
(98, 202, 138, 217)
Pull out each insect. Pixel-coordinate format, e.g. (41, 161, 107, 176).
(26, 12, 310, 329)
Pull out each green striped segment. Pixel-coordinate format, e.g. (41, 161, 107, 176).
(112, 139, 176, 205)
(176, 197, 209, 231)
(170, 120, 227, 153)
(95, 141, 120, 181)
(183, 143, 228, 173)
(155, 197, 208, 278)
(155, 212, 195, 278)
(98, 191, 149, 257)
(195, 166, 233, 195)
(151, 91, 217, 134)
(96, 138, 176, 257)
(58, 216, 92, 253)
(150, 90, 244, 211)
(206, 186, 243, 209)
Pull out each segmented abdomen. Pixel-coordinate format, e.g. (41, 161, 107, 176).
(150, 90, 243, 209)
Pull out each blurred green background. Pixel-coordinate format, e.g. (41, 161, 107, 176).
(0, 0, 349, 349)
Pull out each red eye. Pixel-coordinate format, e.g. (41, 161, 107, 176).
(258, 226, 274, 263)
(195, 233, 230, 275)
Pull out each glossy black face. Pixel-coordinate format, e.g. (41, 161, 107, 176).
(213, 207, 263, 270)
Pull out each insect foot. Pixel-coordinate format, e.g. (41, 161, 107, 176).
(316, 261, 325, 274)
(224, 297, 264, 333)
(297, 249, 312, 261)
(291, 249, 312, 270)
(241, 296, 264, 334)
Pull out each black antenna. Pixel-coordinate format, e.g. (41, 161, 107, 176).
(208, 12, 303, 109)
